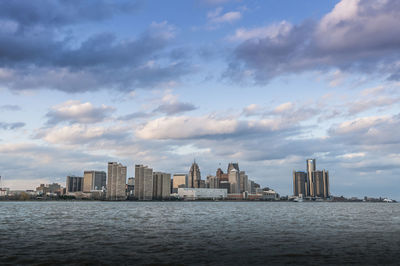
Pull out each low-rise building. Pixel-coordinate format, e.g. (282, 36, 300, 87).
(178, 188, 227, 200)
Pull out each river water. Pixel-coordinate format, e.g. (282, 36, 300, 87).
(0, 201, 399, 265)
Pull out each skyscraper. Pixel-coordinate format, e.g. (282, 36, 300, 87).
(66, 176, 83, 193)
(228, 168, 240, 194)
(227, 162, 239, 173)
(134, 165, 154, 200)
(293, 159, 330, 199)
(83, 171, 106, 192)
(107, 162, 127, 200)
(293, 171, 308, 197)
(188, 161, 201, 188)
(306, 159, 316, 196)
(239, 171, 248, 193)
(153, 172, 171, 200)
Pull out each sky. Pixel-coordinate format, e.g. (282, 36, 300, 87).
(1, 0, 400, 200)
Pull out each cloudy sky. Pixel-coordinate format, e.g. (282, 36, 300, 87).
(1, 0, 400, 199)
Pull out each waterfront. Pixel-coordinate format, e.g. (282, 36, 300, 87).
(1, 202, 399, 265)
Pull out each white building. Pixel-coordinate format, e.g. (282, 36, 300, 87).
(178, 188, 227, 200)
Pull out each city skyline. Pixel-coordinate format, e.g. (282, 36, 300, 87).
(1, 0, 400, 200)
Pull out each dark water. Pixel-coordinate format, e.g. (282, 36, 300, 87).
(0, 202, 399, 265)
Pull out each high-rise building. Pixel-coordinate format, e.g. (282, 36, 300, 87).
(107, 162, 127, 200)
(188, 161, 201, 188)
(172, 174, 187, 193)
(206, 175, 219, 189)
(311, 170, 329, 198)
(127, 177, 135, 186)
(153, 172, 171, 200)
(66, 176, 83, 193)
(83, 171, 106, 192)
(228, 168, 240, 194)
(239, 171, 248, 193)
(135, 165, 154, 200)
(227, 162, 239, 173)
(293, 159, 330, 199)
(293, 171, 308, 197)
(306, 159, 316, 196)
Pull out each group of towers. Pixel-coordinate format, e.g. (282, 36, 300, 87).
(293, 159, 330, 199)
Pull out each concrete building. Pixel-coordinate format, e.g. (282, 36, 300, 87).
(207, 175, 219, 189)
(293, 171, 308, 197)
(127, 177, 135, 186)
(239, 171, 248, 193)
(107, 162, 127, 200)
(228, 169, 240, 194)
(66, 176, 83, 193)
(293, 159, 330, 199)
(83, 171, 106, 192)
(172, 174, 187, 193)
(227, 162, 239, 173)
(178, 188, 227, 200)
(134, 165, 154, 200)
(153, 172, 171, 200)
(188, 161, 201, 188)
(312, 170, 329, 198)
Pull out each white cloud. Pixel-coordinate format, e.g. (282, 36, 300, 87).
(46, 100, 114, 124)
(228, 21, 293, 41)
(207, 7, 242, 24)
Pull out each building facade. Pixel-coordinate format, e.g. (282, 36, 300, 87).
(172, 174, 187, 193)
(188, 161, 201, 188)
(83, 171, 106, 192)
(66, 176, 83, 193)
(153, 172, 171, 200)
(107, 162, 127, 200)
(178, 188, 227, 200)
(134, 165, 154, 200)
(293, 159, 330, 199)
(228, 169, 240, 194)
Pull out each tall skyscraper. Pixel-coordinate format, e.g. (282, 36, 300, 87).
(239, 171, 248, 193)
(66, 176, 83, 193)
(135, 165, 154, 200)
(188, 161, 201, 188)
(227, 162, 239, 173)
(293, 159, 330, 199)
(107, 162, 127, 200)
(153, 172, 171, 200)
(83, 171, 106, 192)
(228, 168, 240, 194)
(293, 171, 308, 197)
(306, 159, 316, 196)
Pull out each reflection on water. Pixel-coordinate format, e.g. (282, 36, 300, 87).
(0, 202, 399, 265)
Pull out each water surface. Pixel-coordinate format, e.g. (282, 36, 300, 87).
(0, 202, 399, 265)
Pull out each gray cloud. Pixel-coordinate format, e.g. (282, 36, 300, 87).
(226, 0, 400, 83)
(118, 112, 155, 121)
(153, 102, 197, 115)
(0, 0, 140, 28)
(0, 122, 25, 130)
(0, 1, 192, 93)
(0, 105, 21, 111)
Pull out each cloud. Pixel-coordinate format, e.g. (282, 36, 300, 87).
(0, 104, 21, 111)
(153, 102, 197, 115)
(228, 21, 293, 42)
(135, 114, 296, 140)
(0, 0, 139, 28)
(36, 124, 130, 145)
(46, 100, 114, 125)
(207, 7, 241, 24)
(0, 122, 25, 130)
(118, 112, 155, 121)
(226, 0, 400, 83)
(0, 16, 191, 92)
